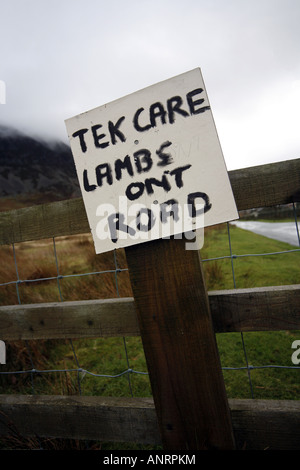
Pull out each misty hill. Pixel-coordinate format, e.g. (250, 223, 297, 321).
(0, 126, 80, 209)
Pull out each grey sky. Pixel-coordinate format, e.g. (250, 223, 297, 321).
(0, 0, 299, 170)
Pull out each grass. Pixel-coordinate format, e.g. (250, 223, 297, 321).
(201, 223, 300, 290)
(0, 220, 299, 449)
(201, 222, 300, 400)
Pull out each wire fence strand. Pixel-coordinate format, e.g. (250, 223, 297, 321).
(0, 203, 299, 402)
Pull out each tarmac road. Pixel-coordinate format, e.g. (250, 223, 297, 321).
(230, 221, 300, 247)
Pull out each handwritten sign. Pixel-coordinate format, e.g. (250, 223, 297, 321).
(65, 68, 238, 254)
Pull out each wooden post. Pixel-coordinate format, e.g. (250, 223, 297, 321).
(125, 236, 236, 450)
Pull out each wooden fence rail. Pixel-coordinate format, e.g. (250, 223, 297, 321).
(0, 158, 299, 450)
(0, 284, 299, 341)
(1, 157, 300, 247)
(0, 395, 299, 451)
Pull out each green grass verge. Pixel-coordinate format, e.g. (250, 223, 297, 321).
(0, 222, 299, 449)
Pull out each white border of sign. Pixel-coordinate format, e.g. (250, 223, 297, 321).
(65, 68, 238, 254)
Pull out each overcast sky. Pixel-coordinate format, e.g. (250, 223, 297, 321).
(0, 0, 299, 170)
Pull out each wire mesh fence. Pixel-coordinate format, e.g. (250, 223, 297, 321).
(0, 202, 299, 403)
(0, 236, 150, 399)
(204, 202, 300, 400)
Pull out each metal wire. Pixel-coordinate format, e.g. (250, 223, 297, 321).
(0, 203, 299, 402)
(217, 204, 300, 399)
(0, 367, 148, 377)
(1, 236, 147, 395)
(226, 222, 255, 398)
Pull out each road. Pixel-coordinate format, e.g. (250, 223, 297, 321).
(230, 221, 300, 247)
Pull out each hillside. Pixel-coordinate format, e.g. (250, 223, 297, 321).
(0, 126, 80, 211)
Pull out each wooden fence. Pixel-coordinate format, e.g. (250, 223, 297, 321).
(0, 157, 300, 450)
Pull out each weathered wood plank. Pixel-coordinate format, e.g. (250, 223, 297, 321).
(0, 197, 90, 245)
(125, 238, 235, 450)
(0, 297, 140, 340)
(209, 284, 300, 333)
(0, 395, 160, 445)
(229, 157, 300, 210)
(0, 395, 299, 450)
(0, 158, 299, 245)
(229, 398, 300, 451)
(0, 285, 299, 341)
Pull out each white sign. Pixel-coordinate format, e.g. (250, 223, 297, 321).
(65, 68, 238, 254)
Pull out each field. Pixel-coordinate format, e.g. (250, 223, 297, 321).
(0, 220, 299, 449)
